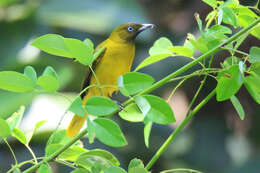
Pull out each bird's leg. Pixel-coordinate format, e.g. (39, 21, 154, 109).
(114, 100, 124, 111)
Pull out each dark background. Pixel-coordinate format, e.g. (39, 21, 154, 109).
(0, 0, 260, 172)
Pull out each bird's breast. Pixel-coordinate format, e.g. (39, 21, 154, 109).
(90, 40, 135, 96)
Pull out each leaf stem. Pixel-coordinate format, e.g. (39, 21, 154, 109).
(4, 139, 18, 165)
(25, 145, 38, 164)
(124, 17, 260, 105)
(22, 17, 260, 173)
(145, 89, 216, 170)
(23, 128, 88, 173)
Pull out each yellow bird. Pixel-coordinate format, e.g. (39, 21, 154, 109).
(67, 23, 154, 137)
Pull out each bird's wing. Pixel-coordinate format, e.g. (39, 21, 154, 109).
(80, 41, 107, 98)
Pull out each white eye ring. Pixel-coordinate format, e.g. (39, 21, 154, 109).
(127, 26, 134, 32)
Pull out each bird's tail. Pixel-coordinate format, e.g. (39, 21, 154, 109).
(66, 114, 87, 137)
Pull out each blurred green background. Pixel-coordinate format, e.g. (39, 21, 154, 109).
(1, 0, 260, 172)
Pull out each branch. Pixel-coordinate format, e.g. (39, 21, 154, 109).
(145, 88, 216, 170)
(22, 17, 260, 173)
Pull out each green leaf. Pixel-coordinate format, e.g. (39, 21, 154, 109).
(42, 66, 59, 80)
(222, 56, 240, 68)
(87, 117, 95, 144)
(144, 121, 153, 148)
(168, 46, 193, 57)
(187, 34, 208, 53)
(31, 34, 72, 58)
(119, 103, 144, 122)
(216, 65, 244, 101)
(244, 73, 260, 104)
(104, 166, 127, 173)
(26, 120, 47, 145)
(237, 6, 258, 18)
(208, 25, 232, 35)
(37, 75, 59, 92)
(249, 62, 260, 76)
(0, 118, 11, 138)
(238, 15, 260, 40)
(206, 10, 218, 29)
(249, 47, 260, 63)
(222, 7, 238, 27)
(6, 105, 25, 131)
(0, 71, 34, 93)
(134, 95, 175, 125)
(118, 72, 155, 96)
(78, 149, 120, 166)
(69, 97, 85, 117)
(71, 168, 91, 173)
(58, 145, 88, 161)
(128, 158, 144, 171)
(83, 38, 94, 51)
(230, 95, 245, 120)
(93, 118, 127, 147)
(45, 144, 63, 157)
(24, 66, 37, 85)
(75, 152, 112, 170)
(12, 128, 27, 144)
(46, 130, 73, 146)
(85, 96, 119, 116)
(129, 167, 148, 173)
(135, 54, 172, 71)
(64, 38, 93, 65)
(38, 163, 51, 173)
(202, 0, 217, 8)
(149, 37, 173, 56)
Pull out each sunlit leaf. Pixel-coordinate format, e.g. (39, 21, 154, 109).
(135, 95, 175, 124)
(93, 118, 127, 147)
(104, 166, 127, 173)
(216, 65, 244, 101)
(85, 96, 119, 116)
(230, 95, 245, 120)
(31, 34, 72, 58)
(128, 158, 144, 171)
(249, 46, 260, 63)
(38, 163, 51, 173)
(78, 149, 120, 166)
(87, 117, 95, 144)
(71, 168, 91, 173)
(12, 128, 27, 144)
(0, 118, 11, 138)
(168, 46, 193, 57)
(149, 37, 172, 56)
(244, 72, 260, 104)
(37, 75, 59, 92)
(119, 103, 144, 122)
(6, 105, 25, 131)
(118, 72, 155, 96)
(144, 121, 152, 148)
(222, 7, 238, 27)
(69, 96, 85, 117)
(58, 145, 88, 161)
(64, 38, 93, 65)
(0, 71, 34, 93)
(24, 66, 37, 85)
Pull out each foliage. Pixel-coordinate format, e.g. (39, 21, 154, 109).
(0, 0, 259, 173)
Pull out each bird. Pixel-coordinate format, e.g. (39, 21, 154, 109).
(66, 23, 154, 137)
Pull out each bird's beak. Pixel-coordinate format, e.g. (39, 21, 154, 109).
(138, 24, 155, 32)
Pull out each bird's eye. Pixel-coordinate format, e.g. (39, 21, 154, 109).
(127, 26, 134, 32)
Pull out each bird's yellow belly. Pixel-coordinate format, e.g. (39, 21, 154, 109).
(87, 41, 135, 99)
